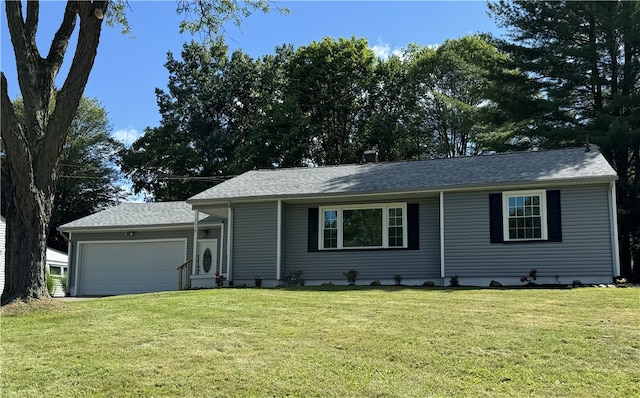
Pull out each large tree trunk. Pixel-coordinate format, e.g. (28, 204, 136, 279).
(1, 1, 105, 305)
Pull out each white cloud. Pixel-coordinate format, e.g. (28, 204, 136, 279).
(372, 42, 392, 59)
(371, 39, 405, 60)
(112, 128, 143, 147)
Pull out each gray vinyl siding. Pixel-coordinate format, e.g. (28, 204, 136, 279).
(443, 184, 613, 278)
(68, 226, 222, 293)
(284, 198, 441, 281)
(231, 202, 278, 280)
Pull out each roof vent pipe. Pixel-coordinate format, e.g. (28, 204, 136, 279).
(363, 150, 378, 163)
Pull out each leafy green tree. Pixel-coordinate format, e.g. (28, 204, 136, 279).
(285, 37, 376, 165)
(362, 49, 427, 161)
(235, 45, 297, 168)
(121, 41, 266, 200)
(488, 0, 640, 280)
(406, 36, 512, 158)
(1, 0, 277, 305)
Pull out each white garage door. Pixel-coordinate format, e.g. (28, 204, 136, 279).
(79, 240, 186, 295)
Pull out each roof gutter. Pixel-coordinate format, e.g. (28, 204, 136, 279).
(58, 222, 223, 234)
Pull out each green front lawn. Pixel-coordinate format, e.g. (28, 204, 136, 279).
(1, 287, 639, 397)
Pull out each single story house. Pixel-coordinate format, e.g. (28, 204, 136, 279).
(60, 147, 620, 296)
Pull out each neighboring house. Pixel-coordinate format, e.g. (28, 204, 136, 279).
(46, 248, 69, 277)
(60, 147, 620, 296)
(1, 217, 69, 296)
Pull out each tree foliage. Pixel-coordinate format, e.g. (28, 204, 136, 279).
(122, 35, 511, 199)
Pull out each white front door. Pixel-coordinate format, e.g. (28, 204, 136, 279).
(198, 239, 218, 275)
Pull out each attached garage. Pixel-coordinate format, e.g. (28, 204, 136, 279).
(59, 202, 223, 296)
(77, 239, 187, 296)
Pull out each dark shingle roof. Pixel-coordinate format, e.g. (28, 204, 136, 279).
(188, 147, 617, 204)
(59, 201, 220, 231)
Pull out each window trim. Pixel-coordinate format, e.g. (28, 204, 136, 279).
(502, 189, 548, 242)
(319, 203, 408, 250)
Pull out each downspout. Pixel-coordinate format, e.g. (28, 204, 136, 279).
(227, 206, 234, 282)
(276, 200, 282, 281)
(219, 223, 225, 275)
(440, 191, 445, 279)
(192, 210, 199, 276)
(69, 232, 77, 296)
(609, 181, 621, 277)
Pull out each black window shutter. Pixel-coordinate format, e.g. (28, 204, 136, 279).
(308, 207, 319, 252)
(407, 203, 419, 250)
(546, 190, 562, 242)
(489, 193, 504, 243)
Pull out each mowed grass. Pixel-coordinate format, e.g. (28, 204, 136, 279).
(1, 287, 639, 397)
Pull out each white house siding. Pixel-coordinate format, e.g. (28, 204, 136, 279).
(284, 197, 441, 284)
(443, 184, 614, 284)
(0, 218, 5, 296)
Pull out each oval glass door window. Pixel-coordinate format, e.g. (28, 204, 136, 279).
(202, 248, 212, 273)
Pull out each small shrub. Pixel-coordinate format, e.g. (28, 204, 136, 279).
(46, 274, 55, 295)
(215, 272, 226, 288)
(284, 270, 304, 286)
(449, 275, 459, 287)
(393, 274, 402, 286)
(343, 269, 359, 285)
(254, 277, 263, 288)
(520, 268, 537, 285)
(370, 280, 381, 286)
(60, 276, 68, 296)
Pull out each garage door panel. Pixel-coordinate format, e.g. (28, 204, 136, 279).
(79, 240, 185, 295)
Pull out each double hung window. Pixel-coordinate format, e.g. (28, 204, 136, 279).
(502, 190, 548, 241)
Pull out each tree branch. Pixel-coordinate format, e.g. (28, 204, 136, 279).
(44, 1, 106, 172)
(1, 73, 33, 194)
(46, 1, 78, 77)
(4, 0, 45, 143)
(25, 0, 39, 39)
(0, 73, 20, 150)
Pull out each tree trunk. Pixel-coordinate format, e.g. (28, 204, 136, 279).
(1, 1, 105, 305)
(2, 191, 52, 302)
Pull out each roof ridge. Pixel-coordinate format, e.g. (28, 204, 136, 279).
(246, 147, 596, 173)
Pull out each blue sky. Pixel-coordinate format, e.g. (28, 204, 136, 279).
(1, 1, 504, 147)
